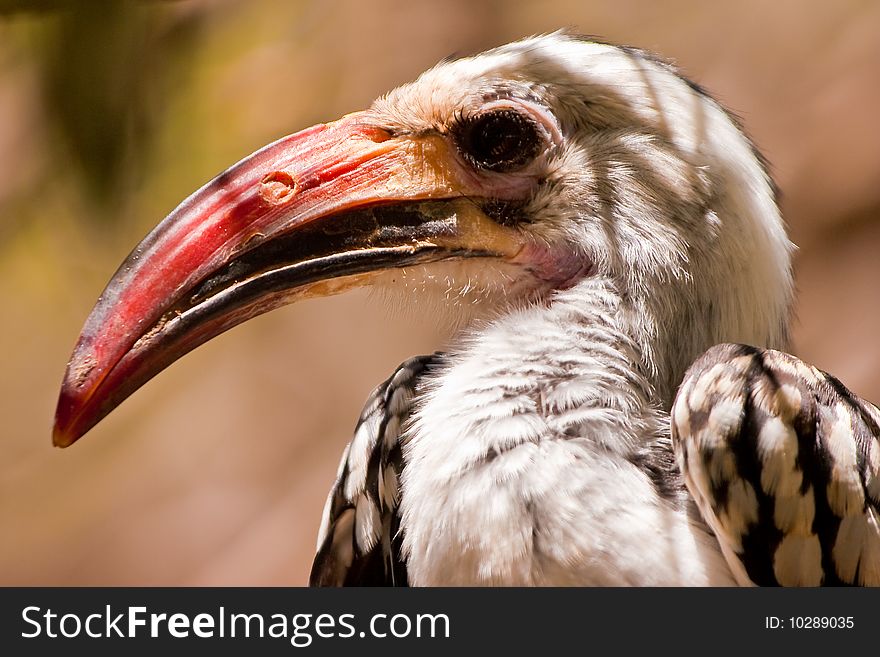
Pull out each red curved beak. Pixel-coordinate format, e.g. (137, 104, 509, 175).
(53, 111, 524, 447)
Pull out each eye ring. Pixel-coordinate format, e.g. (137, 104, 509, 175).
(453, 106, 546, 173)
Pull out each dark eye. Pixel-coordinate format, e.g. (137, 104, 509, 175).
(454, 108, 544, 173)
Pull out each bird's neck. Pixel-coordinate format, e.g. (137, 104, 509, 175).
(414, 276, 667, 458)
(399, 277, 734, 584)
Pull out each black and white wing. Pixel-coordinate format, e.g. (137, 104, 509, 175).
(309, 354, 439, 586)
(672, 343, 880, 586)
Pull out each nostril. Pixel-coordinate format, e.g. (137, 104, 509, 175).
(372, 128, 394, 143)
(259, 171, 298, 204)
(357, 125, 394, 143)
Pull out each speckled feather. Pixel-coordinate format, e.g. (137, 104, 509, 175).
(310, 354, 439, 586)
(672, 344, 880, 586)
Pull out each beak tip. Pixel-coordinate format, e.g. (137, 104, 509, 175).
(52, 432, 72, 449)
(52, 422, 75, 448)
(52, 389, 85, 448)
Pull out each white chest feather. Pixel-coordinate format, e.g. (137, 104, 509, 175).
(399, 283, 736, 585)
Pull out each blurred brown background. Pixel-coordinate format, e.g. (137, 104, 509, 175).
(1, 0, 878, 585)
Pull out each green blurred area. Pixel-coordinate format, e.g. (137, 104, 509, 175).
(1, 0, 878, 584)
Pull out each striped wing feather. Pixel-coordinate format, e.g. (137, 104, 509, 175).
(672, 343, 880, 586)
(309, 354, 439, 586)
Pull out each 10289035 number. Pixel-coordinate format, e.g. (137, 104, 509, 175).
(789, 617, 854, 629)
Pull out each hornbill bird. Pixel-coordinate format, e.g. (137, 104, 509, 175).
(54, 33, 880, 586)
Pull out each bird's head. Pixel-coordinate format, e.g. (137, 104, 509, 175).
(54, 32, 793, 446)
